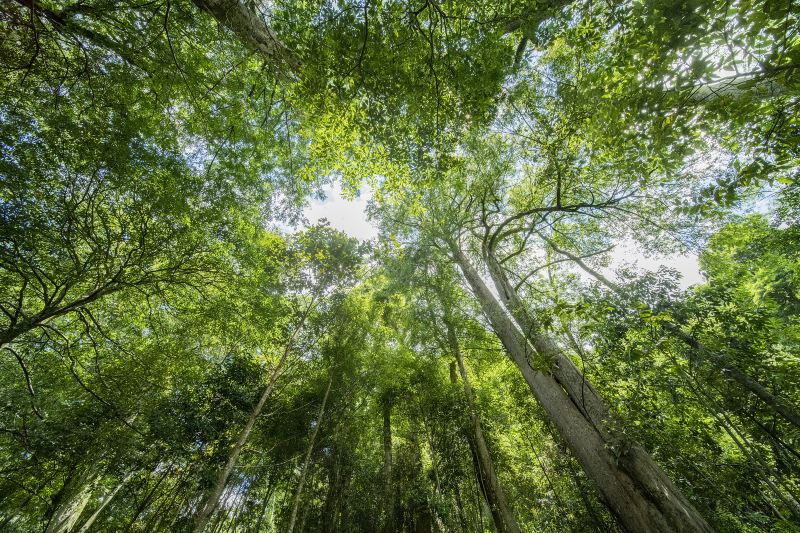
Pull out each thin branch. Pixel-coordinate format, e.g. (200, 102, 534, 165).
(3, 346, 44, 419)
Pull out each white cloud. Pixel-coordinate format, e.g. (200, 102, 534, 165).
(607, 241, 704, 289)
(302, 185, 378, 241)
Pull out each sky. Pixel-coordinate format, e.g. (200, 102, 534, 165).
(303, 185, 378, 241)
(302, 185, 704, 289)
(606, 242, 704, 289)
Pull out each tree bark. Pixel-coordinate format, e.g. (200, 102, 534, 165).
(0, 285, 117, 350)
(45, 464, 103, 533)
(45, 489, 93, 533)
(444, 317, 521, 533)
(287, 369, 334, 533)
(192, 0, 300, 73)
(484, 251, 608, 427)
(452, 244, 713, 533)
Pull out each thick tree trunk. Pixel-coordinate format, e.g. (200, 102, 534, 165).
(444, 318, 521, 533)
(287, 370, 334, 533)
(192, 0, 300, 72)
(452, 245, 713, 533)
(45, 464, 104, 533)
(191, 342, 294, 532)
(0, 288, 111, 350)
(484, 252, 608, 427)
(45, 489, 93, 533)
(0, 323, 25, 349)
(483, 248, 716, 531)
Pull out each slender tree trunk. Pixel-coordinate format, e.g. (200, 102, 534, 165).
(76, 473, 131, 533)
(381, 399, 394, 531)
(145, 469, 188, 532)
(678, 366, 800, 520)
(191, 341, 295, 532)
(444, 317, 521, 533)
(209, 495, 230, 533)
(287, 369, 334, 533)
(420, 419, 448, 532)
(251, 481, 275, 532)
(334, 460, 354, 531)
(123, 462, 173, 533)
(453, 486, 469, 533)
(452, 244, 713, 533)
(322, 445, 343, 533)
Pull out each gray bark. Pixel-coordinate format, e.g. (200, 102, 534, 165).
(45, 465, 104, 533)
(452, 244, 713, 533)
(193, 0, 300, 73)
(445, 317, 521, 533)
(76, 473, 131, 533)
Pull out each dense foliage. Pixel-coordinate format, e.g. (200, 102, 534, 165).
(1, 0, 799, 531)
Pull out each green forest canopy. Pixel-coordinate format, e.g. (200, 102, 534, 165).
(0, 0, 799, 531)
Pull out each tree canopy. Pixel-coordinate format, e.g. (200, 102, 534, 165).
(1, 0, 799, 531)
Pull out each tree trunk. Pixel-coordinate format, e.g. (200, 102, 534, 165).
(444, 317, 521, 533)
(253, 482, 276, 532)
(322, 445, 344, 533)
(191, 342, 294, 532)
(381, 399, 394, 531)
(192, 0, 300, 72)
(452, 244, 713, 533)
(45, 464, 103, 533)
(287, 369, 334, 533)
(484, 251, 609, 428)
(453, 485, 469, 533)
(46, 490, 93, 533)
(123, 461, 174, 533)
(76, 473, 131, 533)
(144, 469, 188, 532)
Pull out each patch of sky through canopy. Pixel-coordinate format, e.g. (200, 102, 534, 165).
(302, 185, 703, 288)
